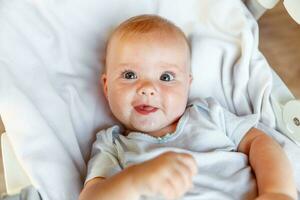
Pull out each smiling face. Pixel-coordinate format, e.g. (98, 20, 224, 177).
(102, 22, 192, 137)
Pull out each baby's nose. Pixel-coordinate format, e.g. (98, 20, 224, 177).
(137, 83, 156, 96)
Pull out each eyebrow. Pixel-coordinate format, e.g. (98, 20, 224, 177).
(118, 63, 136, 67)
(118, 62, 181, 69)
(115, 63, 188, 76)
(158, 62, 180, 69)
(158, 62, 188, 74)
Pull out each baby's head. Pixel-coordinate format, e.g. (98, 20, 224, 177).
(102, 14, 192, 137)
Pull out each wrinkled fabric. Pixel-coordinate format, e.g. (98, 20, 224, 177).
(0, 0, 299, 199)
(1, 186, 42, 200)
(86, 99, 259, 200)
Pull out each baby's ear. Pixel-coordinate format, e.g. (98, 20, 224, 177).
(101, 73, 108, 99)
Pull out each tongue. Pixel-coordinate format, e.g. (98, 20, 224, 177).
(141, 105, 155, 111)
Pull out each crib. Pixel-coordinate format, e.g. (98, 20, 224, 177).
(0, 0, 300, 199)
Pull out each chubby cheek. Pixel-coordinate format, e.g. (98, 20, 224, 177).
(161, 86, 188, 119)
(107, 84, 133, 124)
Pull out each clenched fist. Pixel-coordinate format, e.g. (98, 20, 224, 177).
(128, 151, 198, 200)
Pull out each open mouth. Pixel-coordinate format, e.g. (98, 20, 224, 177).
(134, 105, 158, 115)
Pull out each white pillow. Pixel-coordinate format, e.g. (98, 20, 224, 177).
(0, 0, 276, 199)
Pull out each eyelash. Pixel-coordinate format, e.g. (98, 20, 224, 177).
(163, 71, 176, 78)
(121, 69, 135, 78)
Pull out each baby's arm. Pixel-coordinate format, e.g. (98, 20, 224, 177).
(238, 128, 298, 200)
(79, 152, 197, 200)
(79, 175, 139, 200)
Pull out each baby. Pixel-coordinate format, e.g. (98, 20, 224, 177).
(80, 15, 297, 200)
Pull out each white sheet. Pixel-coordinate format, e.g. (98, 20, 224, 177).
(0, 0, 299, 199)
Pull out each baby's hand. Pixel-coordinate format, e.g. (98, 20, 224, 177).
(128, 151, 198, 200)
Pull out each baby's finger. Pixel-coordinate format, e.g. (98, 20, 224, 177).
(172, 161, 194, 191)
(172, 165, 193, 196)
(159, 178, 178, 200)
(176, 153, 198, 176)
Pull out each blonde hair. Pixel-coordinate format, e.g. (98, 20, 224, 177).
(111, 14, 188, 43)
(104, 14, 190, 71)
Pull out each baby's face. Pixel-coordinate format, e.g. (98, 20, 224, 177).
(102, 33, 192, 136)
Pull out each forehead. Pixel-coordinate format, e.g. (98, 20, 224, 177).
(106, 32, 190, 71)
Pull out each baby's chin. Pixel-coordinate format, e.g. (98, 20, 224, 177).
(119, 113, 176, 136)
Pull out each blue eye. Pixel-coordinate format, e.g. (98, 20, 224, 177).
(160, 72, 175, 82)
(123, 70, 137, 79)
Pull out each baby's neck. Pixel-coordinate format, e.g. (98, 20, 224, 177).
(149, 120, 179, 138)
(125, 119, 179, 138)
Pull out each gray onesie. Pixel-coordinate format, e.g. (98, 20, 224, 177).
(86, 98, 259, 200)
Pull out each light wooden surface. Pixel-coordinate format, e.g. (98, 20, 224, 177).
(0, 2, 299, 195)
(258, 3, 300, 98)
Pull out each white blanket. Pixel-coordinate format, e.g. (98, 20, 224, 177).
(0, 0, 299, 199)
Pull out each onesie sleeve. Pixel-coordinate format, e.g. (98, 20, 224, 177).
(200, 98, 259, 148)
(221, 107, 259, 148)
(85, 127, 122, 184)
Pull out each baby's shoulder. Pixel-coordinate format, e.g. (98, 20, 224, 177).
(187, 97, 231, 127)
(188, 97, 225, 113)
(95, 125, 123, 144)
